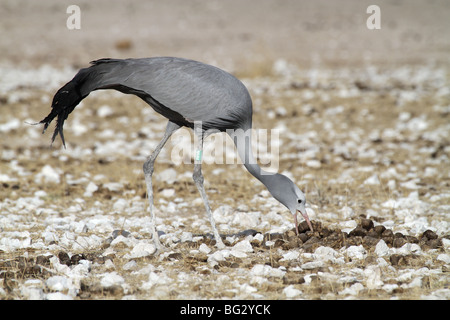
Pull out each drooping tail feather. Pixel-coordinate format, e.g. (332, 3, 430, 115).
(39, 80, 83, 147)
(39, 60, 110, 147)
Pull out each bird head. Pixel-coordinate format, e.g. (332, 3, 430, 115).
(267, 173, 313, 234)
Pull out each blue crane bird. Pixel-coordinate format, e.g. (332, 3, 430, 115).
(39, 57, 313, 251)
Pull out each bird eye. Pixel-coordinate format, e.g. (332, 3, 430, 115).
(298, 199, 302, 204)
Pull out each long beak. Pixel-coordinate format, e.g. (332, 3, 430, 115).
(295, 209, 314, 234)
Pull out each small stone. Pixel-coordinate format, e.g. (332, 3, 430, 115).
(70, 253, 85, 265)
(363, 236, 379, 248)
(100, 272, 125, 288)
(425, 239, 441, 249)
(297, 221, 312, 233)
(367, 229, 380, 238)
(393, 237, 407, 248)
(437, 254, 450, 264)
(404, 235, 419, 244)
(373, 225, 386, 235)
(84, 182, 98, 197)
(381, 229, 394, 245)
(180, 232, 193, 243)
(283, 285, 302, 298)
(168, 252, 183, 260)
(35, 255, 51, 266)
(125, 242, 156, 258)
(301, 261, 324, 270)
(375, 240, 390, 257)
(421, 230, 438, 240)
(281, 251, 300, 261)
(112, 229, 131, 239)
(232, 240, 253, 253)
(389, 254, 403, 266)
(298, 233, 308, 243)
(58, 251, 71, 266)
(157, 168, 177, 184)
(394, 232, 405, 239)
(46, 276, 71, 292)
(360, 218, 374, 231)
(349, 227, 367, 237)
(346, 245, 367, 260)
(283, 273, 305, 285)
(199, 243, 211, 254)
(382, 229, 393, 238)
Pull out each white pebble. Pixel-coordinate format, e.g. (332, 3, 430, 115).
(339, 282, 364, 296)
(0, 118, 20, 132)
(382, 283, 399, 293)
(157, 168, 177, 184)
(21, 286, 45, 300)
(180, 232, 193, 243)
(283, 285, 302, 298)
(45, 292, 73, 300)
(306, 159, 321, 168)
(104, 182, 124, 192)
(364, 266, 383, 289)
(123, 260, 137, 271)
(253, 233, 264, 242)
(46, 276, 71, 292)
(375, 240, 391, 257)
(314, 246, 340, 262)
(113, 198, 128, 211)
(232, 240, 253, 253)
(160, 188, 175, 197)
(340, 206, 356, 219)
(340, 220, 357, 233)
(84, 182, 98, 197)
(97, 104, 114, 117)
(395, 243, 422, 256)
(110, 235, 135, 248)
(231, 211, 261, 229)
(208, 250, 231, 266)
(250, 264, 285, 278)
(345, 245, 367, 260)
(281, 251, 300, 261)
(100, 272, 125, 288)
(35, 165, 61, 184)
(199, 243, 211, 254)
(301, 261, 324, 270)
(364, 174, 380, 185)
(437, 254, 450, 264)
(125, 242, 156, 259)
(212, 205, 234, 224)
(407, 277, 422, 288)
(104, 259, 116, 270)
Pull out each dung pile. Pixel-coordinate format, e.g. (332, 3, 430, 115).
(259, 218, 443, 253)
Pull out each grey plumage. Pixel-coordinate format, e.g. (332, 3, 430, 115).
(40, 57, 313, 251)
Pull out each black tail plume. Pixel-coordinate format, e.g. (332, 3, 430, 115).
(40, 58, 127, 147)
(39, 71, 88, 147)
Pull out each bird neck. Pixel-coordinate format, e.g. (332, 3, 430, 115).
(228, 128, 275, 186)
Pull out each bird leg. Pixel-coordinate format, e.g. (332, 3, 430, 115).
(143, 121, 180, 253)
(192, 132, 225, 249)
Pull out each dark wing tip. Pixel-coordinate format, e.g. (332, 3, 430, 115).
(38, 103, 69, 148)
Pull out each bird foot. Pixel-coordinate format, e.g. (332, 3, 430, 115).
(152, 240, 168, 255)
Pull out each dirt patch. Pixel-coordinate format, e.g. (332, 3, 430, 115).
(1, 220, 446, 299)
